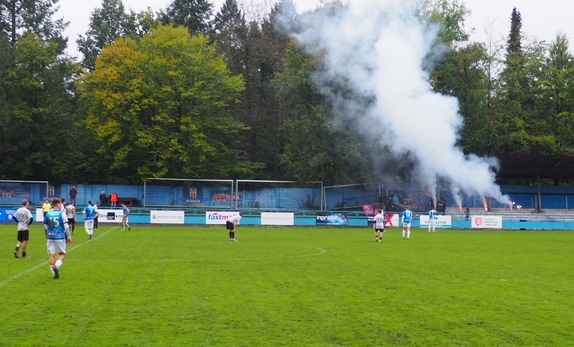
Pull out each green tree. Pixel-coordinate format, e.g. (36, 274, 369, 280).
(77, 0, 157, 71)
(0, 32, 81, 181)
(431, 42, 494, 155)
(212, 0, 247, 76)
(0, 0, 66, 46)
(540, 34, 574, 155)
(79, 25, 260, 182)
(275, 43, 374, 184)
(159, 0, 213, 34)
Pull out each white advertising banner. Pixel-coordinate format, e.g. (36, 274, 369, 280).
(261, 212, 294, 226)
(150, 210, 185, 224)
(97, 209, 125, 223)
(36, 208, 44, 222)
(471, 215, 503, 229)
(206, 211, 240, 225)
(420, 215, 452, 227)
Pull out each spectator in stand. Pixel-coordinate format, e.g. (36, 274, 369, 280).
(110, 191, 118, 208)
(69, 186, 77, 203)
(465, 206, 470, 221)
(99, 191, 108, 206)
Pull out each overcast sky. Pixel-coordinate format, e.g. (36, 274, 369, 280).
(57, 0, 573, 59)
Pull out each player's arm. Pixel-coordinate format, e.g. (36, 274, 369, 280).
(62, 214, 72, 243)
(12, 212, 19, 223)
(44, 215, 49, 239)
(26, 210, 33, 225)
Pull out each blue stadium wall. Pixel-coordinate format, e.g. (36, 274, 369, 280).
(3, 182, 574, 211)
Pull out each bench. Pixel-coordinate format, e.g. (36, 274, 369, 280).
(116, 198, 138, 207)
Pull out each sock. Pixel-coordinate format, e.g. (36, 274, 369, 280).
(231, 232, 235, 239)
(229, 232, 233, 239)
(55, 259, 63, 269)
(50, 266, 56, 276)
(22, 252, 27, 257)
(407, 231, 411, 239)
(402, 230, 405, 238)
(15, 247, 19, 253)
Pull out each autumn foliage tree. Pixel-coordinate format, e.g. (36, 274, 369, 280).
(79, 25, 260, 182)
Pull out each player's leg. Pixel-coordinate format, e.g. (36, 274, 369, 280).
(21, 239, 29, 258)
(48, 243, 59, 279)
(14, 235, 22, 258)
(407, 224, 411, 239)
(56, 252, 65, 269)
(402, 224, 406, 239)
(89, 220, 94, 239)
(53, 242, 66, 279)
(379, 229, 384, 241)
(125, 217, 130, 230)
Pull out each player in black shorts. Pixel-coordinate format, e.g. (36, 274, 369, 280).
(226, 213, 243, 241)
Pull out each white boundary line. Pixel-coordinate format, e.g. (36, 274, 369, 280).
(0, 226, 118, 288)
(225, 245, 327, 262)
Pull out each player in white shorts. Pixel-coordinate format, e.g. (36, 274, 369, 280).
(402, 206, 413, 239)
(44, 198, 71, 279)
(84, 201, 96, 240)
(428, 207, 438, 233)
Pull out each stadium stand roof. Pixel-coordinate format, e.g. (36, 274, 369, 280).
(496, 155, 574, 179)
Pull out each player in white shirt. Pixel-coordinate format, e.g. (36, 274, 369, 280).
(226, 213, 243, 241)
(373, 209, 387, 242)
(65, 201, 76, 235)
(13, 199, 33, 258)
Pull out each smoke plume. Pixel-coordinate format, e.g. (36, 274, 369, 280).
(283, 0, 509, 205)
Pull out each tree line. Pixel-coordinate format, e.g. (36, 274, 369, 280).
(0, 0, 573, 185)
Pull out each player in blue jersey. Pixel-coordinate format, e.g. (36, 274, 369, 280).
(428, 207, 438, 233)
(402, 206, 413, 239)
(121, 202, 131, 231)
(44, 198, 71, 279)
(84, 201, 96, 240)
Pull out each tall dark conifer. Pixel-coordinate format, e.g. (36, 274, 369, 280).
(159, 0, 213, 34)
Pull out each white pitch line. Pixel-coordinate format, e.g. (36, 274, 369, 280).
(0, 226, 118, 288)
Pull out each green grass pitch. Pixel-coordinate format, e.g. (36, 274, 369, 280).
(1, 224, 573, 346)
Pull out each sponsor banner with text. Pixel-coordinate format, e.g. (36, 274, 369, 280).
(150, 210, 185, 224)
(316, 213, 348, 226)
(206, 211, 240, 225)
(0, 208, 18, 222)
(261, 212, 294, 226)
(471, 215, 502, 229)
(97, 209, 125, 223)
(420, 215, 452, 227)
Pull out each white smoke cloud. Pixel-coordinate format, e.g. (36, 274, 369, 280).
(285, 0, 509, 205)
